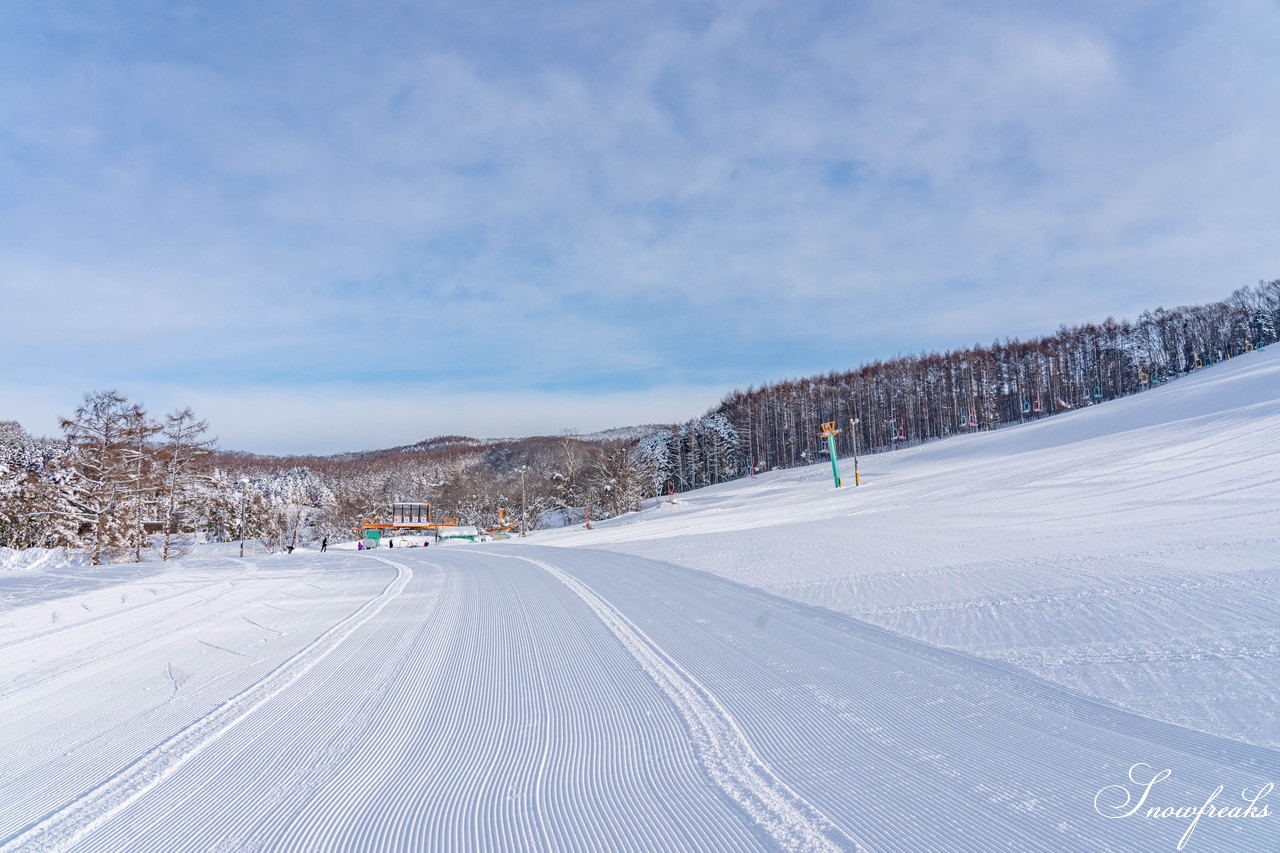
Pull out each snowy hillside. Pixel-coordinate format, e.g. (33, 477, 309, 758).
(538, 346, 1280, 749)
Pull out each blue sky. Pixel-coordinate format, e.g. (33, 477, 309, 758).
(2, 0, 1277, 454)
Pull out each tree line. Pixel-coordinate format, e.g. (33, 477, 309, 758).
(1, 403, 662, 559)
(3, 279, 1276, 559)
(0, 391, 212, 563)
(644, 280, 1280, 489)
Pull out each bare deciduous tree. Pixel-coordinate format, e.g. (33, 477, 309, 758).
(157, 408, 215, 560)
(59, 390, 150, 565)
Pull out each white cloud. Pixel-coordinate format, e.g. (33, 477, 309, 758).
(1, 0, 1277, 452)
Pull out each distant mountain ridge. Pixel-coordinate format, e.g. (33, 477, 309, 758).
(326, 425, 670, 462)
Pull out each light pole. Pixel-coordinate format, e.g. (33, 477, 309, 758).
(849, 418, 861, 486)
(519, 468, 528, 537)
(238, 479, 247, 558)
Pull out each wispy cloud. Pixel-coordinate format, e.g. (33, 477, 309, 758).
(2, 0, 1277, 450)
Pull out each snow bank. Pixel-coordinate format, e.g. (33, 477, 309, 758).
(0, 546, 90, 572)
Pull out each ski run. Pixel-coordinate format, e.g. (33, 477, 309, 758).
(2, 348, 1279, 852)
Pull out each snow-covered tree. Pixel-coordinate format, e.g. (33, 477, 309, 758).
(262, 467, 335, 550)
(588, 445, 646, 519)
(636, 429, 676, 505)
(123, 405, 161, 562)
(0, 422, 77, 549)
(59, 391, 153, 564)
(156, 408, 215, 560)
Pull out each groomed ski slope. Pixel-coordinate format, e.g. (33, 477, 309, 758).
(540, 345, 1280, 750)
(2, 546, 1277, 852)
(1, 347, 1278, 852)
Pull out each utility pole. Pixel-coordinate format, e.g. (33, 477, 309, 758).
(849, 418, 861, 486)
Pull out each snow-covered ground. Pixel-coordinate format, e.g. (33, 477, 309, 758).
(539, 347, 1280, 751)
(3, 546, 1277, 851)
(1, 347, 1277, 852)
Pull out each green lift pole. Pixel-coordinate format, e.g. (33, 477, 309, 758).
(820, 422, 842, 488)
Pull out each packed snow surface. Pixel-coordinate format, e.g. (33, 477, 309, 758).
(3, 547, 1276, 851)
(541, 347, 1280, 752)
(2, 348, 1278, 852)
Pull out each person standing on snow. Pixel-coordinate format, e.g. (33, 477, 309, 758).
(321, 537, 328, 552)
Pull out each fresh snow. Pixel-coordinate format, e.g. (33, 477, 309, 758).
(1, 348, 1278, 852)
(541, 346, 1280, 752)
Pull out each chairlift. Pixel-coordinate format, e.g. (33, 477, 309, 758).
(1021, 399, 1031, 415)
(1032, 395, 1042, 413)
(967, 409, 978, 427)
(1093, 383, 1102, 399)
(1194, 354, 1204, 369)
(897, 420, 906, 441)
(1138, 368, 1149, 385)
(1258, 339, 1267, 352)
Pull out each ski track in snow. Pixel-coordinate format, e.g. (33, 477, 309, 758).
(0, 557, 411, 853)
(1, 547, 1277, 851)
(3, 550, 774, 853)
(508, 553, 865, 853)
(542, 548, 1280, 853)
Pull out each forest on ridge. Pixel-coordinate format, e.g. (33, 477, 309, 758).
(2, 278, 1277, 558)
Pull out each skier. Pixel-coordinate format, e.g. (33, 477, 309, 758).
(321, 537, 328, 553)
